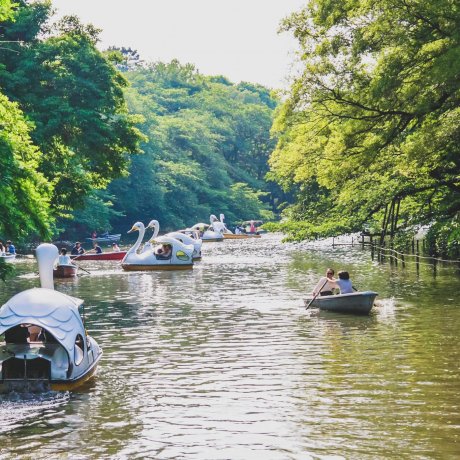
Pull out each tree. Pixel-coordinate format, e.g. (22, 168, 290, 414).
(0, 2, 144, 215)
(269, 0, 460, 241)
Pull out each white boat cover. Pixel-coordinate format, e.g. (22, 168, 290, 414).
(0, 288, 85, 355)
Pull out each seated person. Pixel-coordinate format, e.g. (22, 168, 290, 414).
(112, 242, 121, 252)
(6, 240, 16, 254)
(27, 325, 42, 342)
(91, 242, 103, 254)
(333, 271, 354, 294)
(5, 324, 29, 343)
(155, 243, 172, 259)
(312, 268, 336, 296)
(58, 248, 73, 266)
(71, 242, 85, 255)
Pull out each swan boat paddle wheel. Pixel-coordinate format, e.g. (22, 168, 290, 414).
(0, 244, 102, 392)
(121, 222, 194, 271)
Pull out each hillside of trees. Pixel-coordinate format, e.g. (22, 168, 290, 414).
(0, 0, 282, 246)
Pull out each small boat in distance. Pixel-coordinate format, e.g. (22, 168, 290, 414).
(0, 243, 102, 392)
(304, 291, 378, 315)
(71, 251, 126, 261)
(0, 253, 16, 263)
(85, 233, 121, 243)
(53, 264, 78, 278)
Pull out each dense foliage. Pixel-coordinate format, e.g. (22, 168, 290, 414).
(268, 0, 460, 249)
(107, 59, 278, 231)
(0, 0, 143, 233)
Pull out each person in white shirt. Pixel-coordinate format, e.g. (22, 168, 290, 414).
(334, 271, 354, 294)
(58, 248, 73, 266)
(312, 268, 336, 296)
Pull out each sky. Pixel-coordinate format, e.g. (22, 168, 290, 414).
(50, 0, 306, 89)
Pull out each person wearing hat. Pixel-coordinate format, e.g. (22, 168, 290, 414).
(71, 241, 85, 255)
(111, 242, 121, 252)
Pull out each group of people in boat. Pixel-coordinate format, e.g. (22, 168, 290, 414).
(56, 241, 122, 267)
(312, 268, 354, 296)
(0, 240, 16, 256)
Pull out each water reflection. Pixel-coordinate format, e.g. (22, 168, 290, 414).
(0, 234, 459, 458)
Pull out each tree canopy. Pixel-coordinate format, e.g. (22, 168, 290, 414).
(268, 0, 460, 245)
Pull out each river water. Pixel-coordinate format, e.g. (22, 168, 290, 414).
(0, 234, 459, 459)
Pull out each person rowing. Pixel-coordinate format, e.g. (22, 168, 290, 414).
(312, 268, 336, 296)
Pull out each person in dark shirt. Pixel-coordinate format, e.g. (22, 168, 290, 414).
(91, 242, 103, 254)
(71, 242, 85, 255)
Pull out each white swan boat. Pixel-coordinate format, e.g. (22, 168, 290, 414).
(0, 243, 102, 392)
(142, 220, 202, 261)
(191, 215, 224, 242)
(122, 221, 194, 271)
(303, 291, 378, 315)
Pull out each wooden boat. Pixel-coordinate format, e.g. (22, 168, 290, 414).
(71, 251, 126, 261)
(0, 253, 16, 263)
(223, 233, 261, 239)
(304, 291, 378, 315)
(0, 243, 102, 392)
(85, 233, 121, 243)
(53, 264, 78, 278)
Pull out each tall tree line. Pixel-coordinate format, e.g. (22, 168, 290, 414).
(267, 0, 460, 256)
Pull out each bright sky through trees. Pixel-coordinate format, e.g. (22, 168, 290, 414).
(51, 0, 305, 88)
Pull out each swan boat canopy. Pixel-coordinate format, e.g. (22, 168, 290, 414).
(165, 231, 202, 261)
(0, 244, 102, 392)
(122, 221, 194, 271)
(191, 215, 224, 242)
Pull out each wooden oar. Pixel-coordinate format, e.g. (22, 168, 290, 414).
(305, 279, 328, 310)
(73, 263, 91, 275)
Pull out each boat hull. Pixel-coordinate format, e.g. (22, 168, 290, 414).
(122, 263, 193, 271)
(223, 234, 261, 239)
(85, 234, 121, 243)
(0, 254, 16, 263)
(202, 238, 223, 242)
(304, 291, 378, 315)
(53, 265, 78, 278)
(71, 251, 126, 261)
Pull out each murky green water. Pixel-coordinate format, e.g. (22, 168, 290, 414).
(0, 234, 459, 459)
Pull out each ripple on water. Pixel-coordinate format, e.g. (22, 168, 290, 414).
(0, 234, 459, 459)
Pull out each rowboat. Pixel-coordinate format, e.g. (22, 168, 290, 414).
(0, 243, 102, 392)
(53, 264, 78, 278)
(85, 233, 121, 243)
(304, 291, 378, 315)
(0, 254, 16, 263)
(222, 233, 261, 239)
(71, 251, 126, 261)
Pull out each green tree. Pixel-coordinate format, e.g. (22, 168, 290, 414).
(0, 2, 144, 215)
(269, 0, 460, 241)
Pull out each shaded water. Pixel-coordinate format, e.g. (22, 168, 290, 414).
(0, 234, 459, 459)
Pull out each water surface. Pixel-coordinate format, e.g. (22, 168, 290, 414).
(0, 235, 459, 459)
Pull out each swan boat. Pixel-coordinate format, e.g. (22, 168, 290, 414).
(0, 243, 102, 392)
(303, 291, 378, 315)
(141, 220, 202, 261)
(53, 264, 78, 278)
(122, 222, 194, 271)
(191, 215, 224, 242)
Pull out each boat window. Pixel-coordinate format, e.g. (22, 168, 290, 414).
(74, 334, 85, 366)
(176, 251, 190, 261)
